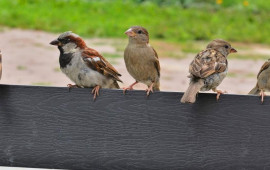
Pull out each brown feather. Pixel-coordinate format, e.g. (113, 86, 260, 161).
(183, 39, 235, 103)
(257, 60, 270, 78)
(124, 26, 160, 91)
(66, 35, 87, 49)
(189, 49, 227, 78)
(181, 78, 204, 103)
(248, 85, 260, 95)
(152, 47, 160, 77)
(124, 44, 160, 87)
(82, 48, 122, 83)
(249, 59, 270, 95)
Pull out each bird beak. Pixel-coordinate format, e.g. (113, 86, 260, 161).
(50, 39, 61, 46)
(125, 29, 136, 37)
(230, 48, 237, 53)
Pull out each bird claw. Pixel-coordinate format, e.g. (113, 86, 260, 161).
(145, 88, 153, 96)
(123, 87, 133, 95)
(92, 86, 100, 101)
(67, 84, 78, 92)
(216, 90, 227, 101)
(260, 90, 265, 104)
(145, 83, 154, 96)
(122, 81, 138, 95)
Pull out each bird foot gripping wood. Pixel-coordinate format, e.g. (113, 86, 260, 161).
(67, 84, 79, 92)
(123, 87, 133, 94)
(145, 83, 154, 96)
(92, 85, 101, 101)
(215, 89, 227, 101)
(260, 90, 266, 104)
(123, 81, 138, 95)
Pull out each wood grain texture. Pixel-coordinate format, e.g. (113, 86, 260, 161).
(0, 84, 270, 170)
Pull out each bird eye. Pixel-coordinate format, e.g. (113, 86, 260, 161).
(225, 45, 229, 49)
(61, 38, 70, 44)
(138, 30, 142, 34)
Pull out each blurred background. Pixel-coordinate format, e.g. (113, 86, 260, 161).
(0, 0, 270, 95)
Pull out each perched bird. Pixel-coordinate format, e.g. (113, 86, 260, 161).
(249, 59, 270, 103)
(0, 50, 2, 80)
(124, 26, 160, 96)
(181, 39, 237, 103)
(50, 31, 122, 100)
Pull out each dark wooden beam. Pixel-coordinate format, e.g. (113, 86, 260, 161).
(0, 85, 269, 170)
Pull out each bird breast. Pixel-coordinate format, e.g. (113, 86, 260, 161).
(124, 44, 159, 84)
(257, 66, 270, 91)
(60, 52, 113, 88)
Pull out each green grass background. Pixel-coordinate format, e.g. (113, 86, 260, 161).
(0, 0, 270, 43)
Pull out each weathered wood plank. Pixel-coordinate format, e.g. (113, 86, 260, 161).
(0, 84, 269, 170)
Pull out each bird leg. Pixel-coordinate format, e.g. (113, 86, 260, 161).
(123, 81, 138, 94)
(260, 89, 265, 103)
(145, 83, 154, 96)
(92, 85, 101, 101)
(212, 89, 227, 101)
(67, 84, 79, 92)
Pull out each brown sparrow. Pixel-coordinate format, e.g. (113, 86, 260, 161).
(181, 39, 237, 103)
(249, 59, 270, 103)
(124, 26, 160, 96)
(50, 31, 122, 100)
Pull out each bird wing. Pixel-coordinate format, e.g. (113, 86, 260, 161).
(257, 60, 270, 78)
(82, 48, 122, 82)
(152, 47, 160, 77)
(189, 49, 227, 78)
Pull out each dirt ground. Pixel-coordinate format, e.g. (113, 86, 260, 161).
(0, 28, 269, 95)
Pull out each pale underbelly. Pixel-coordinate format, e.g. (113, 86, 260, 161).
(61, 64, 113, 88)
(200, 70, 227, 91)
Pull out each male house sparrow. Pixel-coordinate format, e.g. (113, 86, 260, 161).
(249, 59, 270, 103)
(124, 26, 160, 96)
(181, 39, 237, 103)
(50, 31, 122, 100)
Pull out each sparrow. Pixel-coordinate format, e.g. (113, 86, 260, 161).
(248, 59, 270, 103)
(181, 39, 237, 103)
(50, 31, 122, 100)
(123, 26, 160, 96)
(0, 50, 2, 80)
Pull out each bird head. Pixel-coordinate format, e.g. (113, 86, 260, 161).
(50, 31, 87, 53)
(206, 39, 237, 56)
(125, 26, 149, 44)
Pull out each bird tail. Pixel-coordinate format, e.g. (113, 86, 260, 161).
(248, 85, 260, 95)
(181, 78, 204, 103)
(153, 81, 160, 91)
